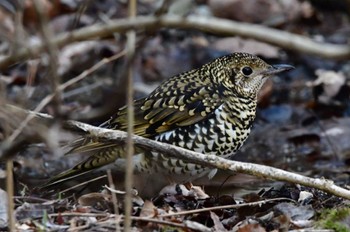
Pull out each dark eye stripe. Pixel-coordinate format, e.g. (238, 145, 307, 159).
(242, 66, 253, 76)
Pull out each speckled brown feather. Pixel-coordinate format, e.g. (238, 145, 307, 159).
(108, 67, 222, 137)
(44, 53, 293, 187)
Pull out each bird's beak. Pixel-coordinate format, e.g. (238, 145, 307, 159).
(263, 64, 294, 76)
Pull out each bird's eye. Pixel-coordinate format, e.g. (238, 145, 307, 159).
(242, 66, 253, 76)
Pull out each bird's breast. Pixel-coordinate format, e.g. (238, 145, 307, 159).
(154, 105, 252, 157)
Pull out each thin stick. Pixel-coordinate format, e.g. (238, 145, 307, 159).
(102, 216, 204, 231)
(33, 0, 61, 116)
(157, 197, 294, 217)
(47, 212, 210, 231)
(124, 0, 137, 230)
(59, 175, 107, 194)
(107, 170, 121, 232)
(6, 160, 15, 231)
(6, 50, 126, 144)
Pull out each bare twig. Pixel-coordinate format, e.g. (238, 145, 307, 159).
(107, 170, 121, 232)
(70, 0, 91, 31)
(0, 15, 348, 71)
(64, 120, 350, 200)
(59, 175, 107, 194)
(6, 160, 15, 231)
(6, 50, 125, 144)
(4, 105, 350, 200)
(158, 197, 294, 217)
(48, 212, 109, 217)
(33, 0, 61, 116)
(119, 217, 211, 232)
(124, 0, 137, 231)
(47, 212, 211, 231)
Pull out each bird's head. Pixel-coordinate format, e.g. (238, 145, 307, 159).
(218, 53, 293, 98)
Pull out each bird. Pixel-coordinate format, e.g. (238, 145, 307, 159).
(44, 52, 293, 188)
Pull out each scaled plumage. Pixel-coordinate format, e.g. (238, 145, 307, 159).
(45, 53, 293, 187)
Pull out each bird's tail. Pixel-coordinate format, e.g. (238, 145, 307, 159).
(41, 139, 125, 189)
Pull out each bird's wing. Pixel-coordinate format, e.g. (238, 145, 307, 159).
(107, 84, 224, 138)
(107, 68, 225, 136)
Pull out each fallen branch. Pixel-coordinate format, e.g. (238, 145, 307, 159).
(65, 120, 350, 200)
(2, 105, 350, 199)
(0, 15, 349, 70)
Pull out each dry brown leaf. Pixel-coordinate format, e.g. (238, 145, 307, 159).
(140, 200, 157, 218)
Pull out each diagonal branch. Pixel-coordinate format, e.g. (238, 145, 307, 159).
(64, 119, 350, 200)
(3, 105, 349, 200)
(0, 15, 349, 70)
